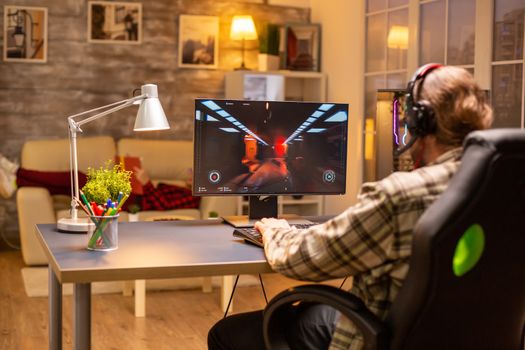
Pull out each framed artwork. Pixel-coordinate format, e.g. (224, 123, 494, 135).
(88, 1, 142, 44)
(178, 15, 219, 69)
(284, 23, 321, 72)
(3, 6, 48, 63)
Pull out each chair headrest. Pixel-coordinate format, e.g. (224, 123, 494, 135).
(464, 128, 525, 153)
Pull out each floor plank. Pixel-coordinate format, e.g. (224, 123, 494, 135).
(0, 250, 348, 350)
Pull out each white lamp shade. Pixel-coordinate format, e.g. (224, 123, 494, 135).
(230, 15, 258, 41)
(134, 84, 170, 131)
(134, 98, 170, 131)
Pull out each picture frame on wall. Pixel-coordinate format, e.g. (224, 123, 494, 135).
(88, 1, 142, 44)
(284, 23, 321, 72)
(3, 6, 48, 63)
(178, 15, 219, 69)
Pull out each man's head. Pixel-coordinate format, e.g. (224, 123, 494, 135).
(403, 64, 493, 164)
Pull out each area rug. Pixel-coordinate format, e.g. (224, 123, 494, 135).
(21, 267, 258, 297)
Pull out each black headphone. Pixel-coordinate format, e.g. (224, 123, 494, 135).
(395, 63, 443, 155)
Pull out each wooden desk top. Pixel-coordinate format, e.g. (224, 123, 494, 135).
(35, 220, 273, 283)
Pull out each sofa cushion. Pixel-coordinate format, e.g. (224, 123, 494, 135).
(21, 136, 116, 172)
(117, 138, 193, 182)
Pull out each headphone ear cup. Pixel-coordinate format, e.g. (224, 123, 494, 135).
(415, 100, 436, 136)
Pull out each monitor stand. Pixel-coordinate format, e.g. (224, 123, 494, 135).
(223, 196, 278, 228)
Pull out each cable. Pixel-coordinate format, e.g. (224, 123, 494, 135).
(259, 274, 268, 304)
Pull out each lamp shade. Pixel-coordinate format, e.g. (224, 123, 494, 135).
(133, 84, 170, 131)
(230, 15, 258, 41)
(387, 25, 409, 49)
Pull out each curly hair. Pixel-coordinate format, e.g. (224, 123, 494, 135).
(417, 66, 493, 146)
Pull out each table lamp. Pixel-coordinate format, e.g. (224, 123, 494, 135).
(57, 84, 170, 232)
(230, 15, 258, 70)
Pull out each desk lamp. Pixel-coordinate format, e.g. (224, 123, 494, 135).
(230, 15, 258, 70)
(57, 84, 170, 232)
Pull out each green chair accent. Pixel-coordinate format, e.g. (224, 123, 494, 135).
(453, 224, 485, 277)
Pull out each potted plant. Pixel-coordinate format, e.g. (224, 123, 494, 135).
(82, 161, 132, 206)
(127, 203, 141, 222)
(258, 23, 280, 71)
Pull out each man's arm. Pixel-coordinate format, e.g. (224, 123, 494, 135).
(256, 182, 395, 282)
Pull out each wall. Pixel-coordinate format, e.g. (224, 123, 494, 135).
(311, 0, 365, 214)
(0, 0, 310, 247)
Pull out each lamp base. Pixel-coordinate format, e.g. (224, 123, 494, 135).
(57, 217, 93, 233)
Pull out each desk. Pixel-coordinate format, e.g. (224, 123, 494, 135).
(35, 219, 273, 350)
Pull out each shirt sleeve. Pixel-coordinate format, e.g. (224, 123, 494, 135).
(263, 181, 395, 281)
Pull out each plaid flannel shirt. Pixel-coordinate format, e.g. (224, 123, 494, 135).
(262, 148, 462, 350)
(140, 182, 200, 211)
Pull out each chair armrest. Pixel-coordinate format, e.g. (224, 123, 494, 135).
(263, 284, 388, 350)
(16, 187, 56, 266)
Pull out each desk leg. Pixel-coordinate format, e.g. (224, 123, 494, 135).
(134, 279, 146, 317)
(74, 283, 91, 350)
(220, 276, 234, 313)
(49, 267, 62, 350)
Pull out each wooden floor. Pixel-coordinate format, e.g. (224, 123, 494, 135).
(0, 250, 347, 350)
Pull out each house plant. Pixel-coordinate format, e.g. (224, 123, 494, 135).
(258, 23, 280, 71)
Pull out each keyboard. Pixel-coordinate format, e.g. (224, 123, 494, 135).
(233, 223, 318, 247)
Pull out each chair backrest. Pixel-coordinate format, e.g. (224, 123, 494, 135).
(387, 129, 525, 349)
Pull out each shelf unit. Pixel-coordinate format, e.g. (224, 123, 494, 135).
(225, 70, 327, 218)
(236, 195, 324, 217)
(225, 70, 327, 102)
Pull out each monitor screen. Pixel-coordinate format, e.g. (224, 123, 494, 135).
(193, 99, 348, 196)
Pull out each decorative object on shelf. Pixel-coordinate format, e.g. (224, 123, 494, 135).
(57, 84, 170, 233)
(257, 23, 280, 71)
(3, 5, 48, 63)
(178, 14, 219, 69)
(230, 15, 258, 70)
(88, 1, 142, 44)
(284, 23, 321, 72)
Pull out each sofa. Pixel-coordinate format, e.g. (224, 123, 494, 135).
(17, 136, 237, 266)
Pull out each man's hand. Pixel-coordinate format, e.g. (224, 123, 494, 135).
(254, 217, 291, 237)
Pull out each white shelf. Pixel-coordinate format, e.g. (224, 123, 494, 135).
(225, 70, 327, 102)
(237, 196, 324, 217)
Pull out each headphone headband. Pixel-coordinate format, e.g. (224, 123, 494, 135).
(395, 63, 443, 156)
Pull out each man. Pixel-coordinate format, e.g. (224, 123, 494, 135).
(208, 64, 493, 350)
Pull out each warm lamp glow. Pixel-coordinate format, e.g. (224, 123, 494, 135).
(364, 118, 375, 161)
(230, 15, 258, 41)
(387, 25, 408, 49)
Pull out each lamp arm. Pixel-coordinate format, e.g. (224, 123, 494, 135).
(70, 94, 146, 129)
(66, 93, 146, 219)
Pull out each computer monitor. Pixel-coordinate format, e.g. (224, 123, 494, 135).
(193, 99, 348, 227)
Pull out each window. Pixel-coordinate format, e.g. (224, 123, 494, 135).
(492, 0, 524, 128)
(364, 0, 409, 180)
(419, 0, 476, 69)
